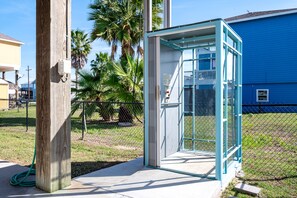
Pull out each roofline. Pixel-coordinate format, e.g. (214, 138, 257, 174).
(0, 79, 9, 84)
(227, 9, 297, 24)
(0, 37, 24, 45)
(147, 18, 222, 34)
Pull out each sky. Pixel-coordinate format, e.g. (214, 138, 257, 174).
(0, 0, 296, 85)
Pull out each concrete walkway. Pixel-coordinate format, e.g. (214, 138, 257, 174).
(0, 158, 222, 198)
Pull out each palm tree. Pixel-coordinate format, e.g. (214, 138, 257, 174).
(106, 55, 144, 102)
(71, 53, 115, 121)
(103, 55, 144, 123)
(88, 0, 163, 60)
(71, 29, 92, 90)
(88, 1, 119, 60)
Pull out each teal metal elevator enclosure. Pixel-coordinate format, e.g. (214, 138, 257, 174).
(144, 19, 242, 185)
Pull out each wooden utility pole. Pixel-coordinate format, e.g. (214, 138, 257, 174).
(36, 0, 71, 192)
(15, 70, 19, 101)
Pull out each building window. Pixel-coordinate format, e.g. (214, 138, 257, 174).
(256, 89, 269, 102)
(198, 53, 216, 71)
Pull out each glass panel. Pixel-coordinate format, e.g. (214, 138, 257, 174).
(199, 54, 211, 70)
(183, 48, 216, 154)
(227, 52, 236, 155)
(195, 78, 216, 153)
(223, 84, 228, 119)
(223, 47, 227, 81)
(227, 52, 234, 81)
(195, 140, 215, 153)
(223, 121, 228, 157)
(199, 85, 214, 90)
(227, 35, 235, 47)
(184, 86, 193, 113)
(211, 53, 216, 70)
(197, 70, 216, 80)
(183, 139, 193, 150)
(184, 71, 193, 87)
(184, 85, 193, 151)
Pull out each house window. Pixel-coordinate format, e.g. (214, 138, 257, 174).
(256, 89, 269, 102)
(198, 53, 216, 71)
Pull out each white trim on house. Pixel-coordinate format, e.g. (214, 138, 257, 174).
(0, 38, 24, 45)
(0, 63, 21, 71)
(0, 79, 9, 84)
(228, 10, 297, 24)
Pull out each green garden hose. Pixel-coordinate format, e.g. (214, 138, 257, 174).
(9, 146, 36, 187)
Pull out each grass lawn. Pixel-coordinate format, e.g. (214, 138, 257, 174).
(0, 106, 143, 178)
(0, 107, 296, 197)
(223, 112, 297, 198)
(184, 112, 296, 197)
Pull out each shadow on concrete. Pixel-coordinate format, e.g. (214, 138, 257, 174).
(21, 160, 126, 178)
(0, 161, 43, 198)
(0, 158, 220, 198)
(71, 161, 124, 178)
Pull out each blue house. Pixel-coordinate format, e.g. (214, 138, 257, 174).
(226, 8, 297, 107)
(21, 80, 36, 100)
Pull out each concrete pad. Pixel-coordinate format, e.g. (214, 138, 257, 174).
(75, 157, 144, 187)
(0, 159, 122, 198)
(161, 152, 216, 178)
(71, 158, 221, 198)
(108, 167, 221, 198)
(0, 158, 222, 198)
(0, 160, 45, 198)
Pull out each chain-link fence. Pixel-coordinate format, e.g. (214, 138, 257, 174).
(242, 104, 297, 182)
(1, 99, 296, 181)
(70, 101, 144, 176)
(0, 100, 143, 177)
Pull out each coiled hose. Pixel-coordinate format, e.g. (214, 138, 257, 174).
(9, 146, 36, 187)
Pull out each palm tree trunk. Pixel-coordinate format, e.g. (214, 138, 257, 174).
(111, 41, 117, 60)
(121, 40, 132, 61)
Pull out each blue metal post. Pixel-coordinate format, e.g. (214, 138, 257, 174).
(234, 40, 240, 162)
(238, 41, 243, 162)
(223, 27, 229, 174)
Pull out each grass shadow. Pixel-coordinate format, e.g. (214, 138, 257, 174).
(71, 117, 142, 133)
(0, 117, 36, 127)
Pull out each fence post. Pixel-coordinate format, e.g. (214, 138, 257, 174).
(26, 99, 28, 132)
(84, 103, 87, 134)
(81, 101, 85, 140)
